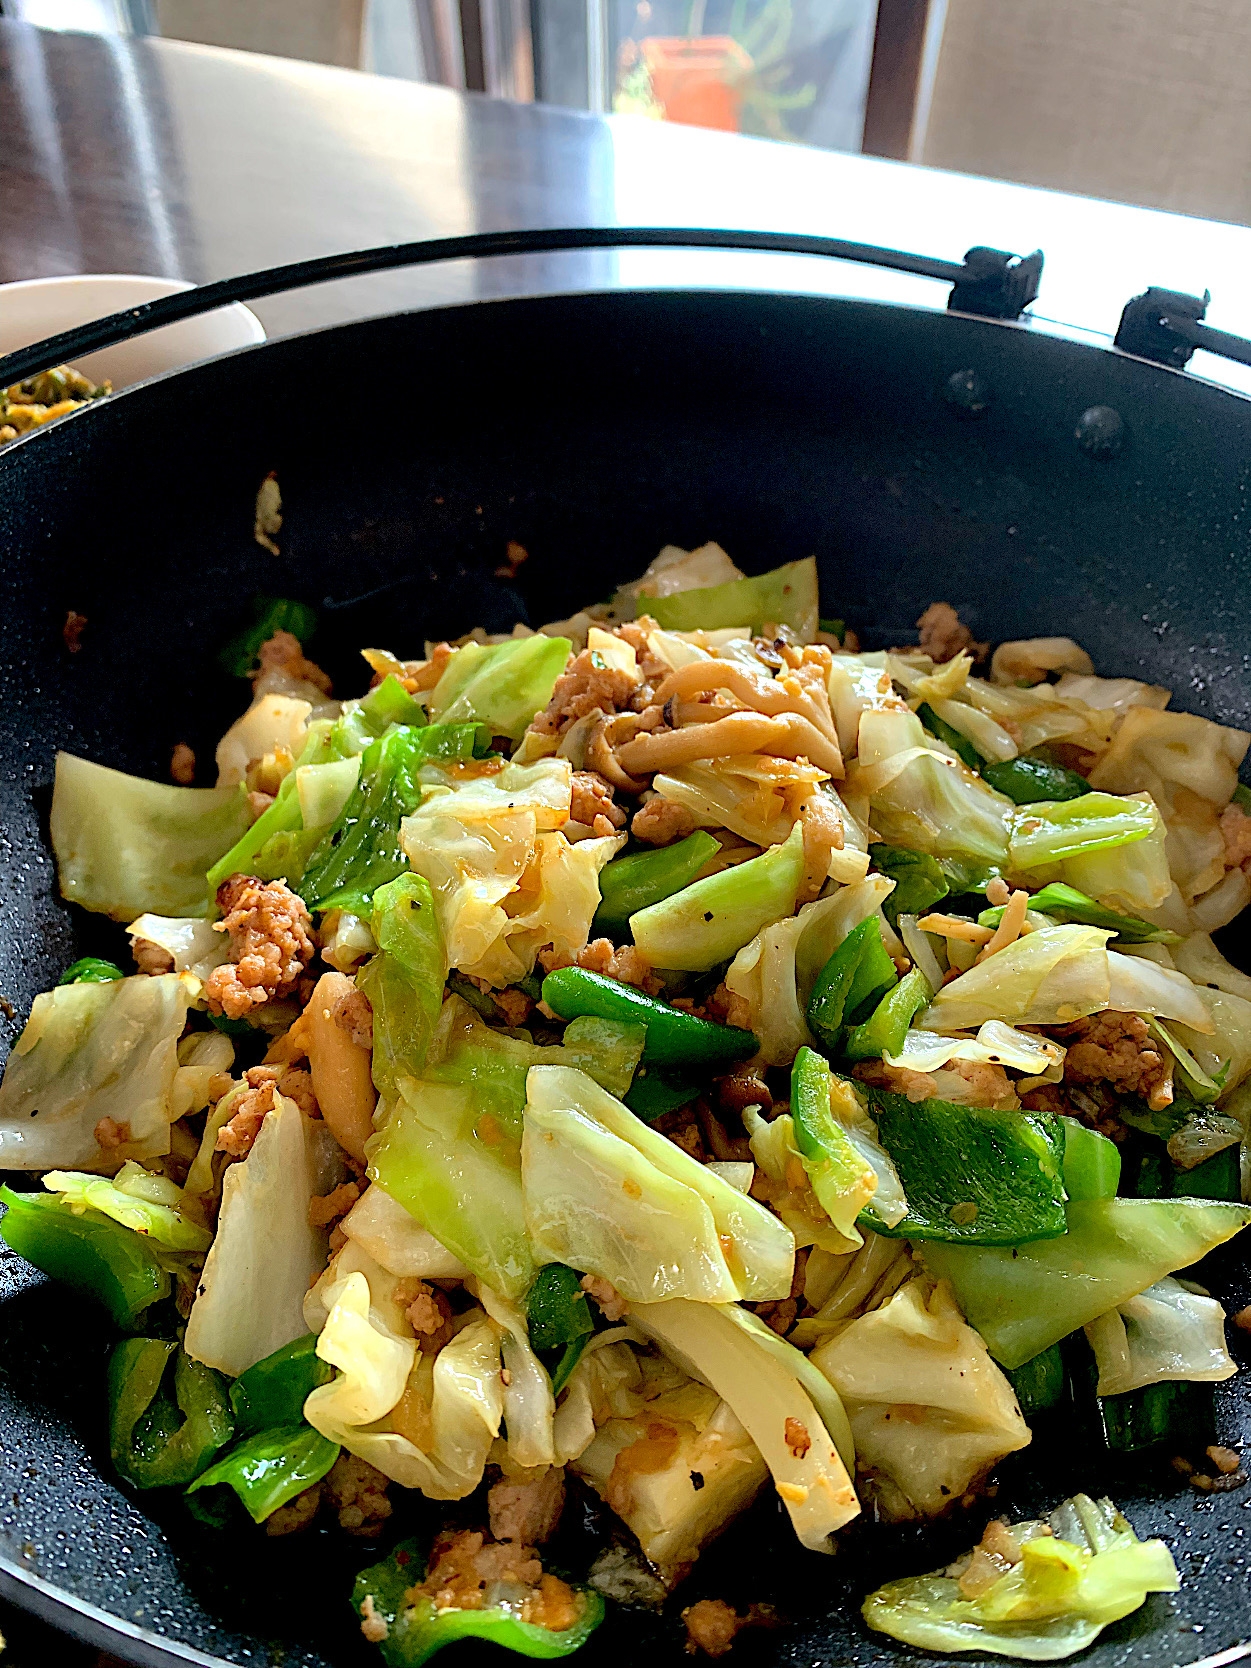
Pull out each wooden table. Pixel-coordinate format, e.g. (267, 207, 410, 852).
(5, 15, 1251, 396)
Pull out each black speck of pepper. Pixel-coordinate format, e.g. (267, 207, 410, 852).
(690, 1472, 705, 1491)
(703, 912, 713, 923)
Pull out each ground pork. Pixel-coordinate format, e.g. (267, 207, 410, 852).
(1021, 1078, 1128, 1141)
(393, 1278, 456, 1353)
(204, 876, 316, 1020)
(488, 1466, 566, 1546)
(1221, 802, 1251, 869)
(580, 1273, 628, 1321)
(324, 1453, 392, 1537)
(246, 790, 275, 824)
(359, 1592, 389, 1642)
(254, 629, 332, 694)
(170, 743, 196, 785)
(63, 609, 87, 653)
(784, 1417, 812, 1458)
(1053, 1011, 1173, 1110)
(528, 647, 639, 738)
(682, 1600, 746, 1658)
(94, 1116, 131, 1150)
(656, 1109, 706, 1161)
(492, 986, 535, 1027)
(308, 1180, 361, 1228)
(265, 1482, 323, 1537)
(853, 1057, 1019, 1110)
(569, 769, 627, 835)
(216, 1064, 318, 1158)
(852, 1060, 939, 1102)
(916, 602, 988, 664)
(631, 797, 698, 846)
(132, 937, 175, 975)
(333, 985, 374, 1049)
(413, 1528, 544, 1611)
(538, 939, 662, 996)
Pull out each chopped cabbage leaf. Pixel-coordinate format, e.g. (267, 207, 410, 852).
(885, 1022, 1065, 1078)
(473, 1279, 556, 1469)
(812, 1276, 1030, 1520)
(523, 1065, 794, 1303)
(1173, 984, 1251, 1098)
(0, 975, 190, 1172)
(340, 1183, 468, 1279)
(1089, 706, 1251, 902)
(215, 692, 312, 788)
(42, 1161, 210, 1253)
(125, 915, 229, 983)
(1056, 794, 1172, 912)
(631, 1297, 859, 1549)
(1084, 1276, 1236, 1397)
(745, 1108, 862, 1254)
(653, 755, 830, 849)
(790, 1231, 913, 1349)
(186, 1094, 345, 1376)
(305, 1264, 502, 1498)
(853, 709, 1012, 864)
(719, 1300, 856, 1475)
(427, 635, 571, 741)
(1008, 793, 1158, 870)
(1175, 930, 1251, 1005)
(51, 752, 251, 922)
(920, 1198, 1251, 1369)
(725, 874, 895, 1067)
(630, 822, 805, 973)
(863, 1493, 1179, 1659)
(644, 557, 819, 642)
(922, 925, 1112, 1031)
(358, 873, 447, 1099)
(611, 541, 745, 613)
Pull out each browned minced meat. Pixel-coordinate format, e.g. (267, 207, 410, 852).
(682, 1600, 746, 1659)
(528, 647, 638, 738)
(492, 986, 535, 1027)
(359, 1592, 389, 1642)
(265, 1482, 324, 1537)
(308, 1180, 362, 1228)
(488, 1466, 566, 1546)
(247, 790, 275, 824)
(63, 609, 87, 653)
(570, 769, 627, 833)
(394, 1278, 456, 1353)
(656, 1106, 706, 1161)
(204, 876, 316, 1020)
(613, 618, 673, 689)
(916, 602, 988, 665)
(580, 1273, 629, 1321)
(170, 743, 196, 785)
(334, 985, 374, 1049)
(538, 939, 662, 997)
(216, 1064, 318, 1159)
(132, 937, 176, 975)
(784, 1417, 811, 1458)
(1021, 1078, 1129, 1142)
(1235, 1305, 1251, 1334)
(853, 1057, 1019, 1110)
(1221, 802, 1251, 869)
(94, 1116, 131, 1150)
(325, 1453, 392, 1537)
(631, 797, 698, 846)
(411, 1529, 580, 1632)
(254, 628, 333, 694)
(495, 539, 529, 580)
(1053, 1012, 1173, 1111)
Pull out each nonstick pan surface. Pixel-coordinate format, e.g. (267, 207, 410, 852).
(0, 288, 1249, 1668)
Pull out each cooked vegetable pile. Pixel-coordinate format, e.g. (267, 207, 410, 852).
(3, 541, 1250, 1663)
(0, 364, 110, 446)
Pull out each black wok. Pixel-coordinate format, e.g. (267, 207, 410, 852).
(0, 279, 1249, 1668)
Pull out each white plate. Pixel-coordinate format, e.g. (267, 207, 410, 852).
(0, 273, 265, 389)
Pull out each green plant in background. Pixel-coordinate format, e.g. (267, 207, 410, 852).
(725, 0, 816, 140)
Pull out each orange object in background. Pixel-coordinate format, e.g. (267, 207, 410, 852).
(640, 37, 754, 132)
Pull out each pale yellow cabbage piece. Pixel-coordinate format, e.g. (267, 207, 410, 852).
(812, 1277, 1030, 1520)
(215, 692, 312, 788)
(340, 1183, 469, 1279)
(1083, 1276, 1236, 1397)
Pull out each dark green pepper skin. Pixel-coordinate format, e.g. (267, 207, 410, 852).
(108, 1338, 235, 1489)
(980, 753, 1091, 804)
(353, 1537, 605, 1666)
(219, 596, 319, 679)
(57, 957, 125, 985)
(623, 1065, 700, 1123)
(806, 916, 897, 1054)
(916, 702, 982, 770)
(0, 1186, 169, 1328)
(842, 968, 932, 1062)
(186, 1422, 339, 1523)
(978, 880, 1177, 945)
(592, 831, 720, 934)
(1005, 1344, 1065, 1418)
(868, 844, 950, 925)
(540, 967, 756, 1070)
(229, 1333, 333, 1436)
(527, 1264, 594, 1396)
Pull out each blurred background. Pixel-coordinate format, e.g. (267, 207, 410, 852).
(5, 0, 1251, 225)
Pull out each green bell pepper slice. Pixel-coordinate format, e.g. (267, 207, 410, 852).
(186, 1422, 339, 1523)
(916, 702, 982, 771)
(980, 752, 1092, 804)
(791, 1046, 877, 1234)
(592, 831, 719, 935)
(1060, 1118, 1121, 1201)
(842, 967, 933, 1062)
(57, 957, 125, 985)
(806, 915, 897, 1054)
(622, 1064, 701, 1123)
(527, 1263, 594, 1396)
(229, 1333, 334, 1437)
(354, 1537, 605, 1666)
(979, 880, 1179, 945)
(540, 966, 757, 1071)
(108, 1338, 235, 1489)
(219, 595, 318, 679)
(1005, 1343, 1065, 1418)
(867, 843, 950, 926)
(0, 1186, 169, 1328)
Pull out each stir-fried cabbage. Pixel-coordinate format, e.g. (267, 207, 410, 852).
(523, 1066, 793, 1303)
(339, 1184, 468, 1279)
(790, 1232, 913, 1348)
(885, 1022, 1065, 1079)
(1172, 984, 1251, 1097)
(0, 975, 191, 1172)
(124, 915, 229, 983)
(305, 1264, 503, 1497)
(51, 752, 251, 922)
(186, 1094, 346, 1376)
(427, 635, 571, 741)
(1175, 930, 1251, 1004)
(42, 1162, 210, 1253)
(745, 1108, 863, 1253)
(473, 1279, 556, 1469)
(853, 709, 1012, 864)
(1083, 1276, 1236, 1397)
(400, 758, 621, 986)
(826, 653, 908, 759)
(725, 874, 895, 1066)
(610, 541, 745, 613)
(1056, 794, 1172, 912)
(642, 556, 819, 642)
(812, 1277, 1030, 1520)
(864, 1493, 1179, 1660)
(215, 692, 312, 788)
(653, 756, 829, 849)
(1089, 706, 1251, 901)
(631, 1297, 859, 1550)
(991, 638, 1094, 686)
(1008, 793, 1158, 870)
